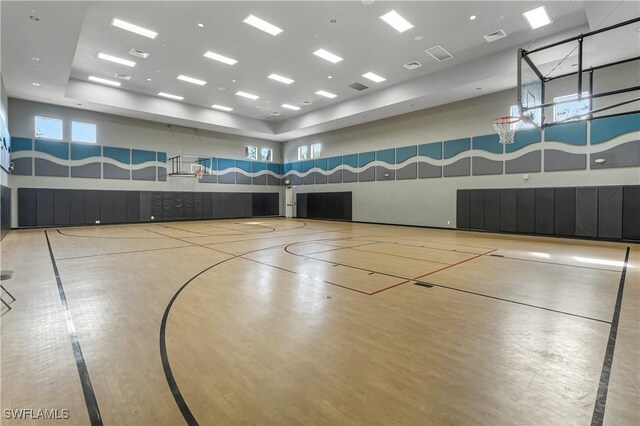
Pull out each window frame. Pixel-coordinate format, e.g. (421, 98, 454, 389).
(245, 145, 258, 160)
(34, 116, 64, 141)
(553, 91, 590, 123)
(310, 143, 322, 159)
(259, 147, 273, 162)
(71, 120, 97, 143)
(297, 146, 308, 161)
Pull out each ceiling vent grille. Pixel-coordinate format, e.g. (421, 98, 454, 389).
(483, 30, 507, 43)
(129, 48, 150, 59)
(403, 61, 423, 70)
(300, 100, 313, 106)
(114, 73, 132, 80)
(348, 82, 369, 91)
(425, 45, 453, 62)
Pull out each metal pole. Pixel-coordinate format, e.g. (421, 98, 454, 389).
(578, 37, 583, 98)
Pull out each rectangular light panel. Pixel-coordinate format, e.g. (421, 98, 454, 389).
(379, 10, 414, 33)
(243, 14, 283, 36)
(97, 52, 136, 67)
(522, 6, 552, 30)
(315, 90, 337, 99)
(281, 104, 301, 110)
(111, 18, 158, 39)
(268, 73, 295, 85)
(203, 51, 238, 65)
(88, 76, 121, 87)
(236, 91, 260, 100)
(313, 49, 343, 63)
(177, 75, 207, 85)
(212, 104, 234, 112)
(158, 92, 184, 100)
(362, 72, 386, 83)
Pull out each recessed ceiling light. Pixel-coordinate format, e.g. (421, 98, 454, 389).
(158, 92, 184, 100)
(203, 51, 237, 65)
(212, 104, 233, 112)
(315, 90, 337, 99)
(362, 72, 386, 83)
(328, 75, 333, 79)
(218, 87, 226, 91)
(379, 10, 414, 33)
(268, 73, 294, 85)
(146, 78, 152, 81)
(281, 104, 301, 110)
(313, 48, 343, 63)
(236, 91, 259, 100)
(243, 14, 283, 36)
(32, 82, 40, 86)
(197, 23, 204, 28)
(30, 56, 40, 61)
(129, 48, 150, 59)
(232, 79, 237, 83)
(177, 75, 207, 85)
(111, 18, 158, 39)
(469, 15, 477, 21)
(522, 6, 552, 30)
(88, 76, 121, 87)
(97, 52, 136, 67)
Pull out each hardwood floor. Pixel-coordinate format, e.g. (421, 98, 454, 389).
(1, 218, 638, 425)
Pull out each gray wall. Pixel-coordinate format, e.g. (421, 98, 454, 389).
(8, 99, 285, 227)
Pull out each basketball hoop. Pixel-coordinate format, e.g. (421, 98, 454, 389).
(492, 116, 520, 145)
(194, 169, 204, 180)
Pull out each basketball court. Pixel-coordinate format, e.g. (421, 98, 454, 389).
(0, 1, 639, 425)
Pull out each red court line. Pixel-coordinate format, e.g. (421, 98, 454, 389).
(368, 248, 498, 295)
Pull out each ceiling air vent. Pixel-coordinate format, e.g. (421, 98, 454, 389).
(425, 45, 453, 62)
(129, 48, 150, 59)
(271, 112, 282, 116)
(300, 100, 313, 106)
(403, 60, 423, 70)
(483, 30, 507, 43)
(114, 73, 132, 80)
(348, 82, 369, 91)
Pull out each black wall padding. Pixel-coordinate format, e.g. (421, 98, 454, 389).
(100, 191, 115, 224)
(183, 192, 194, 220)
(139, 191, 151, 222)
(599, 186, 623, 239)
(114, 191, 127, 223)
(296, 193, 307, 218)
(162, 192, 176, 221)
(575, 187, 598, 238)
(36, 189, 54, 226)
(534, 189, 554, 234)
(0, 186, 10, 240)
(212, 193, 229, 218)
(252, 193, 279, 216)
(499, 189, 517, 232)
(150, 192, 163, 221)
(174, 192, 184, 220)
(623, 186, 640, 240)
(554, 188, 575, 236)
(126, 191, 140, 223)
(483, 190, 500, 232)
(193, 193, 204, 219)
(53, 190, 71, 226)
(69, 190, 86, 225)
(18, 188, 37, 227)
(516, 189, 535, 233)
(85, 191, 100, 225)
(456, 190, 470, 229)
(303, 192, 352, 220)
(469, 190, 485, 230)
(457, 185, 639, 241)
(203, 192, 213, 219)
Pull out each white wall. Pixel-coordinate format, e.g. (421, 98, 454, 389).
(8, 99, 285, 226)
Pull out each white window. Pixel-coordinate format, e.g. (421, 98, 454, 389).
(35, 116, 63, 140)
(245, 145, 257, 160)
(553, 92, 590, 122)
(310, 143, 322, 158)
(260, 147, 273, 162)
(509, 105, 534, 129)
(298, 146, 308, 160)
(71, 121, 97, 143)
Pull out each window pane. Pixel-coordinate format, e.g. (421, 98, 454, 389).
(72, 121, 97, 143)
(298, 146, 308, 160)
(260, 147, 272, 161)
(311, 143, 321, 158)
(509, 105, 534, 129)
(553, 92, 590, 122)
(35, 116, 63, 140)
(245, 145, 257, 160)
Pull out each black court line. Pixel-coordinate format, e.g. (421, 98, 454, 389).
(56, 243, 196, 261)
(591, 246, 631, 426)
(57, 229, 164, 240)
(45, 231, 103, 426)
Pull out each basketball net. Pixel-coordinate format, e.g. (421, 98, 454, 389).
(194, 169, 204, 181)
(491, 116, 520, 145)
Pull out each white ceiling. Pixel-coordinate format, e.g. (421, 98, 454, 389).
(2, 1, 639, 141)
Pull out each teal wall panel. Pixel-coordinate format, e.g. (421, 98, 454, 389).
(506, 128, 541, 153)
(12, 137, 32, 152)
(132, 149, 156, 164)
(71, 143, 101, 160)
(328, 156, 342, 170)
(444, 138, 470, 159)
(157, 152, 167, 162)
(103, 146, 130, 164)
(218, 158, 235, 171)
(236, 160, 252, 173)
(419, 142, 442, 159)
(314, 158, 328, 170)
(473, 134, 503, 153)
(396, 146, 417, 163)
(358, 151, 375, 167)
(252, 162, 267, 172)
(376, 149, 395, 164)
(545, 121, 587, 145)
(591, 113, 640, 144)
(343, 154, 358, 168)
(35, 139, 69, 159)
